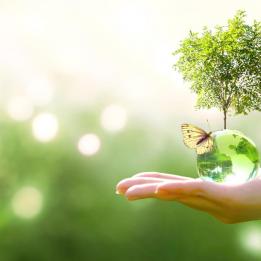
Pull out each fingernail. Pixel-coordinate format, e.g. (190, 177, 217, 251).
(115, 189, 124, 195)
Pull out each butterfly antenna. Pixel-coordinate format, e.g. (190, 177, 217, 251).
(206, 119, 211, 132)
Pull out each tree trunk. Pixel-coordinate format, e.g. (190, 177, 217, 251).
(223, 109, 227, 129)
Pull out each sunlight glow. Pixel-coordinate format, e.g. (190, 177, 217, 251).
(6, 96, 34, 121)
(12, 186, 43, 219)
(25, 77, 54, 106)
(153, 45, 176, 77)
(117, 4, 150, 36)
(101, 105, 127, 132)
(240, 226, 261, 256)
(78, 134, 101, 156)
(32, 113, 58, 142)
(223, 174, 246, 185)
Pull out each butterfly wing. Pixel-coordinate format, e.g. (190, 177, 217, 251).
(196, 136, 213, 155)
(181, 123, 207, 149)
(181, 123, 213, 154)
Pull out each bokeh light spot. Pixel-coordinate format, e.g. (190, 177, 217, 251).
(6, 96, 34, 121)
(12, 186, 43, 219)
(32, 113, 59, 142)
(239, 226, 261, 256)
(78, 134, 101, 156)
(101, 105, 127, 132)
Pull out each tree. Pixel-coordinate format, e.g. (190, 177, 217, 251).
(173, 10, 261, 129)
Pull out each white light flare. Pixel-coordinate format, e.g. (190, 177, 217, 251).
(78, 134, 101, 156)
(101, 105, 127, 132)
(223, 174, 246, 185)
(32, 113, 59, 142)
(239, 226, 261, 256)
(11, 186, 43, 219)
(6, 96, 34, 121)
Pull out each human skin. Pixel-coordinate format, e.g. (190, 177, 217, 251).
(116, 170, 261, 224)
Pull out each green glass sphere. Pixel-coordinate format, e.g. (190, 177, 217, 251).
(197, 130, 260, 184)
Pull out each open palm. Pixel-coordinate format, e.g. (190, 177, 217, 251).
(116, 170, 261, 224)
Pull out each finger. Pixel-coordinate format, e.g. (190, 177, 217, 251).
(125, 183, 158, 200)
(156, 179, 206, 198)
(124, 182, 219, 210)
(133, 172, 193, 180)
(116, 177, 164, 195)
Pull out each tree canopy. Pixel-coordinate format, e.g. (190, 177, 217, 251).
(173, 10, 261, 129)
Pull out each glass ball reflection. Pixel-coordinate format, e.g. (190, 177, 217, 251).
(197, 130, 260, 184)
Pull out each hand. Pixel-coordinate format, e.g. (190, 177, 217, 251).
(116, 170, 261, 224)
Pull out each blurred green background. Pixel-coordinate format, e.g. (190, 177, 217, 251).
(0, 0, 260, 260)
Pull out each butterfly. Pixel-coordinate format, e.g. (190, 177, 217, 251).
(181, 123, 213, 155)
